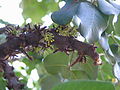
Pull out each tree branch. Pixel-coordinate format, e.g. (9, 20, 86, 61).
(0, 60, 24, 90)
(0, 24, 101, 89)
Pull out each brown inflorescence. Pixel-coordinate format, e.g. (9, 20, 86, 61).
(0, 24, 101, 89)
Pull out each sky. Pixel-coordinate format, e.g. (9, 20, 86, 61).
(0, 0, 58, 27)
(0, 0, 24, 27)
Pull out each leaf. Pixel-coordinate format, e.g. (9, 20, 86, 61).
(98, 32, 116, 63)
(97, 0, 119, 23)
(51, 0, 79, 25)
(0, 19, 11, 25)
(22, 52, 43, 74)
(67, 52, 98, 80)
(98, 62, 114, 80)
(44, 52, 69, 75)
(78, 57, 98, 80)
(57, 51, 98, 80)
(109, 0, 120, 10)
(105, 16, 114, 34)
(71, 70, 89, 79)
(77, 2, 108, 43)
(110, 44, 119, 54)
(115, 83, 120, 90)
(72, 15, 81, 27)
(98, 0, 119, 15)
(105, 44, 120, 64)
(114, 62, 120, 80)
(0, 33, 7, 45)
(104, 39, 120, 64)
(52, 80, 115, 90)
(105, 43, 120, 80)
(0, 78, 7, 90)
(0, 73, 6, 89)
(99, 32, 109, 51)
(40, 75, 61, 90)
(21, 0, 58, 23)
(105, 49, 115, 64)
(69, 52, 98, 79)
(61, 69, 89, 80)
(114, 15, 120, 35)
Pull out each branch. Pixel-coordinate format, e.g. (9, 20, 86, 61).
(51, 29, 101, 65)
(0, 24, 101, 89)
(0, 60, 24, 90)
(0, 25, 44, 59)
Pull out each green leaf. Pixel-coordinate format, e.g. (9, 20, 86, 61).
(102, 62, 114, 78)
(40, 75, 61, 90)
(61, 69, 89, 80)
(52, 80, 115, 90)
(77, 2, 108, 43)
(0, 19, 11, 25)
(21, 0, 58, 23)
(64, 52, 98, 80)
(115, 83, 120, 90)
(78, 57, 98, 80)
(51, 0, 79, 25)
(98, 62, 114, 80)
(0, 33, 7, 45)
(44, 52, 69, 75)
(114, 15, 120, 35)
(22, 52, 43, 74)
(0, 78, 7, 90)
(110, 44, 118, 54)
(105, 16, 114, 34)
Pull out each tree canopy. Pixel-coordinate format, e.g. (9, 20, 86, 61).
(0, 0, 120, 90)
